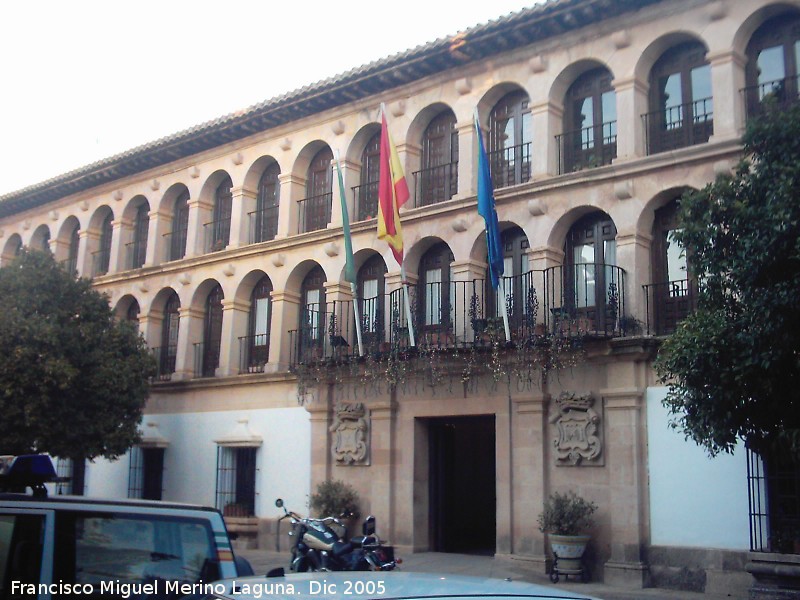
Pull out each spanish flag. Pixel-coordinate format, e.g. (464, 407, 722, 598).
(377, 111, 410, 266)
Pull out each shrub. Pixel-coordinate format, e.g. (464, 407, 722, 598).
(537, 491, 597, 535)
(308, 479, 360, 519)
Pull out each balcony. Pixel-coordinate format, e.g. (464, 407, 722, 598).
(204, 218, 231, 253)
(248, 206, 279, 244)
(556, 121, 617, 174)
(743, 75, 800, 121)
(288, 265, 629, 367)
(642, 278, 698, 335)
(91, 249, 110, 277)
(239, 334, 270, 374)
(151, 345, 176, 381)
(353, 180, 379, 221)
(643, 98, 713, 155)
(125, 241, 147, 270)
(163, 229, 187, 262)
(488, 143, 532, 189)
(298, 192, 332, 233)
(412, 162, 458, 207)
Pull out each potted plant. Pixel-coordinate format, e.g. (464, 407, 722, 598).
(309, 479, 360, 537)
(537, 490, 597, 574)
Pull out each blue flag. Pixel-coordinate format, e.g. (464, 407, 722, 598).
(475, 114, 504, 289)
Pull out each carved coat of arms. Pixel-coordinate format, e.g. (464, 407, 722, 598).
(329, 402, 370, 465)
(549, 392, 603, 465)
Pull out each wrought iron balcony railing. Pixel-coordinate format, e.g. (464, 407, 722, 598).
(163, 229, 187, 262)
(203, 218, 231, 253)
(488, 143, 532, 189)
(125, 241, 147, 270)
(742, 75, 800, 121)
(298, 192, 332, 233)
(249, 206, 279, 244)
(239, 334, 270, 374)
(556, 121, 617, 174)
(642, 278, 698, 335)
(412, 162, 458, 207)
(352, 180, 379, 221)
(91, 249, 111, 277)
(288, 265, 629, 367)
(643, 97, 713, 155)
(151, 345, 177, 381)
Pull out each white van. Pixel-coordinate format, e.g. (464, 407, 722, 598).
(0, 454, 252, 599)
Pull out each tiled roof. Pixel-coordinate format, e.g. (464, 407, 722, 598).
(0, 0, 657, 218)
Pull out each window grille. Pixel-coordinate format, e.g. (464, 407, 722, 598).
(215, 446, 258, 517)
(55, 458, 86, 496)
(128, 446, 165, 501)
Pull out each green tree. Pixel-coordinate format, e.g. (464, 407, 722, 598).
(655, 102, 800, 458)
(0, 249, 156, 460)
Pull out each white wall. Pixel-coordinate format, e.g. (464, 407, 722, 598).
(646, 387, 749, 550)
(84, 406, 311, 518)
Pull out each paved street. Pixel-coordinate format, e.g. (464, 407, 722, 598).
(236, 548, 742, 600)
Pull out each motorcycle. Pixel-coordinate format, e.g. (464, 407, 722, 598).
(275, 498, 398, 572)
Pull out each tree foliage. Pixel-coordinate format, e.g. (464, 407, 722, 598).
(0, 249, 156, 459)
(655, 103, 800, 457)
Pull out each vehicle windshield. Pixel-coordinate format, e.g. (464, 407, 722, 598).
(54, 511, 220, 588)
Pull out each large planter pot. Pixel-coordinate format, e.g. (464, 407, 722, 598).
(549, 533, 590, 573)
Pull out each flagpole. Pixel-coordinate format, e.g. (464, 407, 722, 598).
(400, 261, 416, 347)
(334, 149, 364, 357)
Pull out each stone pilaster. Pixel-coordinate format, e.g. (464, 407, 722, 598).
(185, 198, 212, 258)
(218, 298, 250, 376)
(276, 173, 304, 238)
(229, 187, 258, 248)
(269, 290, 301, 370)
(173, 306, 204, 380)
(455, 120, 476, 199)
(613, 77, 648, 160)
(108, 218, 129, 274)
(145, 209, 170, 267)
(708, 49, 747, 141)
(530, 101, 562, 177)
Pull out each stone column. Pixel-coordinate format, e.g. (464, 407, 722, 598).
(306, 397, 332, 487)
(530, 246, 565, 332)
(218, 298, 250, 377)
(269, 289, 301, 370)
(450, 259, 487, 344)
(185, 198, 212, 258)
(615, 231, 651, 331)
(601, 381, 649, 589)
(708, 49, 747, 141)
(140, 313, 163, 350)
(230, 187, 258, 248)
(77, 230, 96, 278)
(50, 237, 70, 266)
(369, 400, 397, 540)
(145, 209, 170, 267)
(276, 173, 305, 239)
(613, 77, 648, 160)
(173, 306, 204, 381)
(330, 159, 359, 227)
(396, 143, 421, 207)
(455, 120, 476, 200)
(108, 218, 128, 273)
(530, 101, 562, 177)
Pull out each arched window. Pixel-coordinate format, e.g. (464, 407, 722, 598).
(126, 299, 141, 333)
(66, 223, 80, 275)
(244, 275, 273, 372)
(302, 148, 333, 233)
(254, 164, 280, 243)
(95, 213, 113, 276)
(489, 91, 532, 188)
(648, 199, 695, 334)
(356, 132, 381, 221)
(129, 202, 149, 269)
(562, 212, 620, 331)
(208, 177, 232, 252)
(169, 190, 190, 261)
(561, 68, 617, 173)
(300, 266, 327, 357)
(357, 254, 387, 345)
(745, 14, 800, 117)
(419, 243, 454, 331)
(418, 110, 458, 206)
(647, 41, 713, 154)
(32, 225, 51, 254)
(159, 292, 180, 379)
(201, 284, 224, 377)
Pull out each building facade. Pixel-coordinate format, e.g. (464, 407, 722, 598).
(2, 0, 799, 594)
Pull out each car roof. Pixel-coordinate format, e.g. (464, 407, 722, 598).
(216, 571, 601, 600)
(0, 492, 219, 513)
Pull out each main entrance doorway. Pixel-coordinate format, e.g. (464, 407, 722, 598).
(428, 415, 496, 554)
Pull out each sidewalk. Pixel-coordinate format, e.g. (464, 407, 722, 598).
(235, 548, 740, 600)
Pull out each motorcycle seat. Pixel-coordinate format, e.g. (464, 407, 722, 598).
(331, 540, 354, 557)
(350, 535, 377, 548)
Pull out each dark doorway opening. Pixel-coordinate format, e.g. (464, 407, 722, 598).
(429, 415, 496, 554)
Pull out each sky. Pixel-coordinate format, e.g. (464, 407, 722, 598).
(0, 0, 536, 197)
